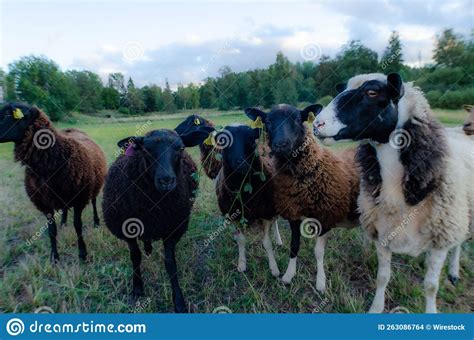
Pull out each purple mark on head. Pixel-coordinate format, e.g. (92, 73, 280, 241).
(125, 144, 135, 157)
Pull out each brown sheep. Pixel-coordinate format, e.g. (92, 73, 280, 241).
(0, 103, 107, 263)
(246, 104, 360, 290)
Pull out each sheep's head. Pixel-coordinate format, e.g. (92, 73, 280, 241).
(0, 102, 40, 143)
(463, 105, 474, 135)
(245, 104, 322, 158)
(117, 128, 211, 193)
(175, 114, 214, 136)
(313, 73, 402, 144)
(214, 124, 260, 175)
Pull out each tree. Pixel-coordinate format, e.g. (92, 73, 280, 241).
(125, 77, 144, 114)
(434, 29, 465, 67)
(269, 52, 298, 105)
(6, 56, 79, 120)
(336, 40, 379, 81)
(101, 87, 120, 110)
(380, 31, 404, 73)
(142, 85, 163, 112)
(162, 80, 176, 112)
(66, 70, 103, 112)
(108, 73, 127, 106)
(0, 68, 5, 102)
(199, 78, 217, 108)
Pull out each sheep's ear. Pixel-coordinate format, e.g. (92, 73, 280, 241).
(463, 104, 473, 113)
(245, 107, 267, 122)
(387, 73, 404, 103)
(300, 104, 323, 122)
(180, 127, 214, 147)
(117, 136, 143, 149)
(335, 83, 346, 93)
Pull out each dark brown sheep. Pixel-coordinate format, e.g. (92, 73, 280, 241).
(246, 104, 360, 290)
(102, 128, 210, 313)
(0, 102, 107, 263)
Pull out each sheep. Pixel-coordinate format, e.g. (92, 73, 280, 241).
(102, 127, 211, 313)
(245, 104, 360, 290)
(446, 105, 474, 140)
(210, 124, 280, 276)
(175, 115, 283, 246)
(0, 102, 107, 263)
(313, 72, 473, 313)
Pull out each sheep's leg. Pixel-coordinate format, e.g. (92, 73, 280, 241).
(282, 220, 301, 284)
(92, 198, 100, 227)
(314, 232, 329, 292)
(233, 229, 247, 272)
(143, 240, 153, 257)
(46, 212, 59, 263)
(163, 240, 187, 313)
(262, 220, 280, 277)
(448, 244, 461, 285)
(127, 239, 144, 298)
(424, 248, 448, 313)
(273, 220, 283, 246)
(73, 206, 87, 261)
(60, 209, 68, 228)
(368, 242, 392, 313)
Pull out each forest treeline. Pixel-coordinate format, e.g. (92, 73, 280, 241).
(1, 29, 472, 121)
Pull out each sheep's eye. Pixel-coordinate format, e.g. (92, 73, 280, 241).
(367, 90, 378, 97)
(180, 147, 185, 152)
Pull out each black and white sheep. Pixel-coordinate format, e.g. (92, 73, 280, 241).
(102, 128, 210, 313)
(314, 73, 473, 313)
(0, 102, 107, 263)
(245, 104, 360, 290)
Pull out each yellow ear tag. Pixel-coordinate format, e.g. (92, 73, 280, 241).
(194, 118, 201, 125)
(250, 116, 264, 129)
(13, 108, 24, 120)
(307, 112, 316, 124)
(203, 133, 214, 146)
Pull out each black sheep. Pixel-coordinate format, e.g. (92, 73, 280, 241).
(102, 128, 210, 313)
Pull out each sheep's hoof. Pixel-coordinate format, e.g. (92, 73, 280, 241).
(281, 274, 293, 285)
(131, 287, 144, 300)
(237, 262, 247, 273)
(270, 267, 280, 277)
(316, 281, 326, 293)
(448, 274, 459, 286)
(50, 252, 59, 264)
(368, 303, 384, 314)
(174, 304, 188, 313)
(79, 252, 87, 262)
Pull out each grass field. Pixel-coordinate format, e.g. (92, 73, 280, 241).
(0, 108, 472, 313)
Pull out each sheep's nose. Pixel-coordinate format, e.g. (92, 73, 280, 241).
(274, 141, 289, 149)
(158, 176, 175, 185)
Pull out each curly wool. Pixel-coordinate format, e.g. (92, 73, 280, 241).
(271, 128, 360, 231)
(102, 150, 198, 242)
(14, 111, 107, 214)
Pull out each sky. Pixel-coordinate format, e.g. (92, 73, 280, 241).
(1, 0, 472, 87)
